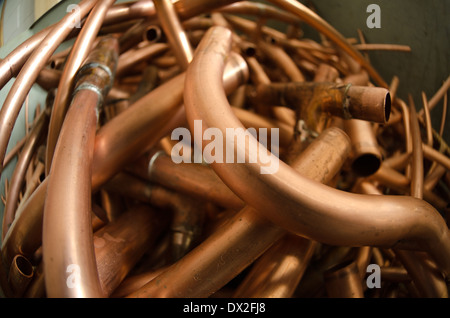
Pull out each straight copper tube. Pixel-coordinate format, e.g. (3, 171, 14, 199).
(7, 255, 34, 298)
(94, 205, 169, 297)
(145, 152, 245, 210)
(154, 0, 194, 70)
(324, 260, 364, 298)
(182, 26, 450, 278)
(233, 235, 317, 298)
(343, 119, 382, 177)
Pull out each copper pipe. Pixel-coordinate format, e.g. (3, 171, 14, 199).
(44, 0, 116, 176)
(233, 235, 317, 298)
(154, 0, 194, 70)
(409, 96, 424, 199)
(35, 67, 62, 91)
(183, 26, 450, 277)
(218, 1, 302, 26)
(0, 25, 52, 90)
(380, 266, 411, 283)
(115, 42, 169, 77)
(324, 260, 364, 298)
(91, 52, 248, 190)
(2, 108, 49, 240)
(128, 125, 351, 298)
(267, 0, 387, 88)
(421, 92, 433, 147)
(43, 36, 119, 298)
(145, 152, 244, 210)
(1, 43, 248, 277)
(94, 205, 169, 296)
(353, 43, 411, 52)
(357, 179, 448, 298)
(254, 82, 391, 127)
(7, 255, 34, 298)
(143, 25, 163, 43)
(424, 164, 447, 192)
(422, 143, 450, 171)
(439, 92, 447, 137)
(111, 266, 169, 298)
(257, 40, 305, 82)
(417, 75, 450, 119)
(344, 119, 382, 177)
(104, 0, 156, 25)
(0, 0, 97, 179)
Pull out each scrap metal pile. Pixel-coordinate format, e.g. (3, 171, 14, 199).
(0, 0, 449, 298)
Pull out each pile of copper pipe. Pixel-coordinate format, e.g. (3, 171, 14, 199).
(0, 0, 449, 298)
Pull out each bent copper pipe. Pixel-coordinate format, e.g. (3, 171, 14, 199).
(183, 26, 450, 278)
(257, 40, 305, 82)
(43, 36, 119, 298)
(45, 0, 116, 176)
(127, 126, 351, 298)
(217, 1, 302, 26)
(0, 0, 97, 179)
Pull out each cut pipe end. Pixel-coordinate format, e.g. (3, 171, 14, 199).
(351, 153, 382, 177)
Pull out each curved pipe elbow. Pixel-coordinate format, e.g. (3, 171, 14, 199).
(183, 26, 450, 278)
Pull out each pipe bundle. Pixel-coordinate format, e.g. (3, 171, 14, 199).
(0, 0, 449, 298)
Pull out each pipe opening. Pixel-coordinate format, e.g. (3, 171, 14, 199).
(352, 154, 381, 177)
(384, 92, 391, 123)
(145, 27, 161, 43)
(244, 46, 256, 57)
(13, 255, 33, 278)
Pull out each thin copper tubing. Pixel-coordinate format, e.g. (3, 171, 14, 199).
(2, 108, 49, 240)
(266, 0, 388, 88)
(128, 125, 352, 298)
(182, 26, 450, 278)
(42, 37, 119, 298)
(0, 0, 97, 179)
(115, 42, 169, 77)
(409, 96, 424, 200)
(153, 0, 194, 70)
(44, 0, 116, 176)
